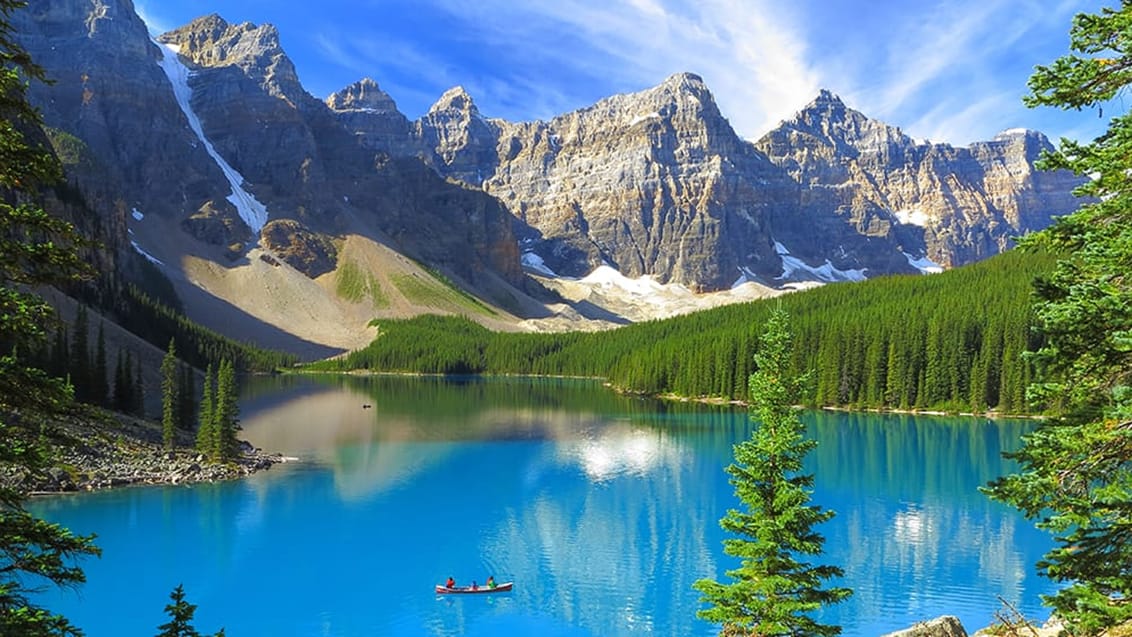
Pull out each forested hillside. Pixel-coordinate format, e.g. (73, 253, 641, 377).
(310, 248, 1053, 414)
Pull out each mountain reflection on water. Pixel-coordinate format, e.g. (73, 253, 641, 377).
(31, 375, 1053, 637)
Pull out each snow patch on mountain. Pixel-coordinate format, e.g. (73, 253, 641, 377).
(774, 241, 867, 283)
(894, 207, 930, 227)
(131, 240, 164, 266)
(628, 112, 661, 127)
(581, 265, 691, 298)
(904, 252, 944, 274)
(521, 251, 558, 277)
(521, 262, 779, 329)
(156, 42, 268, 234)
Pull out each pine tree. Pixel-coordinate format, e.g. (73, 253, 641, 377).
(160, 338, 179, 449)
(93, 321, 107, 407)
(0, 1, 100, 632)
(155, 584, 224, 637)
(113, 347, 129, 412)
(195, 363, 215, 459)
(983, 4, 1132, 635)
(213, 359, 240, 461)
(70, 304, 89, 403)
(177, 361, 195, 431)
(49, 324, 67, 379)
(694, 307, 851, 636)
(132, 352, 144, 416)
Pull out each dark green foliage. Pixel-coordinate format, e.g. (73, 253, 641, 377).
(177, 362, 195, 431)
(221, 366, 237, 457)
(694, 308, 850, 636)
(155, 584, 224, 637)
(92, 322, 107, 407)
(195, 360, 238, 462)
(0, 511, 97, 637)
(0, 1, 101, 632)
(192, 359, 238, 463)
(196, 363, 215, 458)
(48, 325, 67, 379)
(161, 338, 178, 449)
(214, 359, 239, 461)
(112, 348, 131, 412)
(340, 314, 492, 374)
(70, 305, 89, 402)
(983, 4, 1132, 635)
(311, 249, 1050, 414)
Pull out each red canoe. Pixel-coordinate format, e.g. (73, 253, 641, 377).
(435, 582, 513, 594)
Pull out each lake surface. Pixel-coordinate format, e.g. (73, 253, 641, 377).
(30, 375, 1055, 637)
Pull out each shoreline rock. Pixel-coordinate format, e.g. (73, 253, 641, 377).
(2, 409, 292, 496)
(882, 616, 968, 637)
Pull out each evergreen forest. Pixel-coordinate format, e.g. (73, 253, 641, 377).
(308, 247, 1053, 415)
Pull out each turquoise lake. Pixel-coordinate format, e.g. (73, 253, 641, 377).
(29, 375, 1055, 636)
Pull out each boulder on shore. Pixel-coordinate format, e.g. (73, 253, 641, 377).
(882, 616, 968, 637)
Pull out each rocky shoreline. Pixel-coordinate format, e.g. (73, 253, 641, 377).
(2, 409, 291, 495)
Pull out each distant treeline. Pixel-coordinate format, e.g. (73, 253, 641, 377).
(111, 284, 298, 373)
(307, 249, 1053, 414)
(26, 283, 299, 416)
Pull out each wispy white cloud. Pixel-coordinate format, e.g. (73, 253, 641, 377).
(812, 0, 1109, 144)
(872, 1, 1021, 115)
(907, 90, 1021, 145)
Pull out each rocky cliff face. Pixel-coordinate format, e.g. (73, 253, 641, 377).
(393, 79, 1081, 289)
(754, 91, 1082, 270)
(406, 73, 793, 290)
(16, 3, 525, 292)
(12, 0, 232, 235)
(325, 78, 411, 153)
(415, 87, 503, 187)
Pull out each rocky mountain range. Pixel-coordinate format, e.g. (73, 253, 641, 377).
(12, 0, 1085, 353)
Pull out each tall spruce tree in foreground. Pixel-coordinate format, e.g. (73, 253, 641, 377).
(694, 307, 850, 637)
(0, 0, 100, 633)
(983, 3, 1132, 635)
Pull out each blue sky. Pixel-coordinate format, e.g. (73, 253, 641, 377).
(134, 0, 1116, 146)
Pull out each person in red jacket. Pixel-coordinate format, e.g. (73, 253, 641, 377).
(445, 576, 455, 589)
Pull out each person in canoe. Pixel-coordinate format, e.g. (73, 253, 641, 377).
(446, 576, 455, 589)
(486, 576, 496, 589)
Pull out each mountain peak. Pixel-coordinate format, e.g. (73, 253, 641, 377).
(159, 14, 283, 63)
(812, 88, 844, 106)
(993, 127, 1039, 141)
(158, 14, 301, 101)
(661, 72, 706, 89)
(429, 86, 478, 114)
(327, 78, 399, 113)
(656, 72, 714, 102)
(187, 13, 228, 32)
(761, 88, 914, 156)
